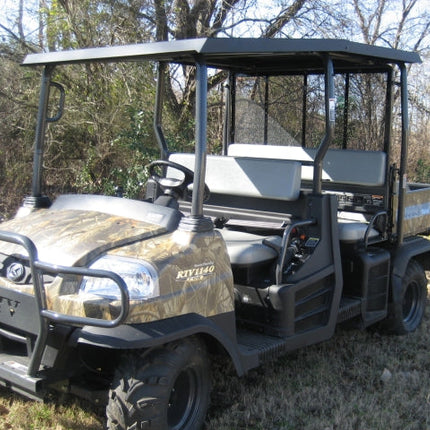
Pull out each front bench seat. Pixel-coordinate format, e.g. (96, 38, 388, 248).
(218, 229, 282, 265)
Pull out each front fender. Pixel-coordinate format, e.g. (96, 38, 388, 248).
(69, 311, 248, 376)
(391, 236, 430, 279)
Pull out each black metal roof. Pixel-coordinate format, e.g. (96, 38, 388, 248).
(22, 38, 421, 74)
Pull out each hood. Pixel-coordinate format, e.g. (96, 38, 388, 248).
(0, 209, 166, 266)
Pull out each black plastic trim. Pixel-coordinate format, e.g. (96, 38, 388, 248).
(72, 312, 247, 375)
(391, 236, 430, 278)
(22, 196, 51, 209)
(178, 216, 213, 232)
(390, 236, 430, 312)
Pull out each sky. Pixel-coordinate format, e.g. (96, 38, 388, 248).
(0, 0, 281, 39)
(0, 0, 428, 48)
(0, 0, 39, 40)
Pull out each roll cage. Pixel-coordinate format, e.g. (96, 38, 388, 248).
(22, 37, 421, 243)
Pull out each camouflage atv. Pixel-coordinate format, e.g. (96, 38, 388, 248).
(0, 38, 428, 429)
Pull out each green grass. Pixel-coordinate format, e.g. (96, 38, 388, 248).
(0, 295, 429, 429)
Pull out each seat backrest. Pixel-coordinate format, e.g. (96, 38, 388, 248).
(228, 144, 387, 187)
(168, 153, 302, 201)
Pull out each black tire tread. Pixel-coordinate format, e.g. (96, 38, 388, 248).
(383, 259, 427, 334)
(106, 337, 209, 430)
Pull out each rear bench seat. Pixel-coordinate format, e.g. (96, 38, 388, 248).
(227, 144, 386, 243)
(228, 143, 386, 186)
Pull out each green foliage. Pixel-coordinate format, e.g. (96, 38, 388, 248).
(119, 107, 155, 153)
(76, 147, 150, 198)
(0, 53, 39, 218)
(75, 106, 158, 199)
(415, 158, 430, 183)
(29, 61, 161, 200)
(165, 117, 196, 153)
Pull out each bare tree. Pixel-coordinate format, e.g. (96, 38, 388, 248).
(262, 0, 307, 38)
(2, 0, 430, 210)
(331, 0, 430, 176)
(149, 0, 309, 136)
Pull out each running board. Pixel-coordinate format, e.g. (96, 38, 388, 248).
(337, 297, 362, 323)
(237, 329, 293, 369)
(0, 357, 44, 401)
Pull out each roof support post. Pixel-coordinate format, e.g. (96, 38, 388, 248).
(229, 73, 236, 147)
(263, 76, 269, 145)
(154, 62, 168, 158)
(20, 65, 54, 212)
(191, 60, 208, 218)
(32, 65, 54, 198)
(313, 56, 335, 194)
(396, 63, 409, 246)
(383, 68, 393, 155)
(342, 73, 350, 150)
(301, 74, 308, 147)
(222, 72, 233, 155)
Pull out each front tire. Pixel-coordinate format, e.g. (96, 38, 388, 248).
(383, 259, 427, 334)
(106, 337, 210, 430)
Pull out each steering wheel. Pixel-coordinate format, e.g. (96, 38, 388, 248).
(148, 159, 209, 201)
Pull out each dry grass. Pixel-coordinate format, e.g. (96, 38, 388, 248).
(0, 393, 103, 430)
(0, 296, 429, 429)
(206, 294, 430, 430)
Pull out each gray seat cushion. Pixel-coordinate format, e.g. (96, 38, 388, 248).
(218, 229, 281, 265)
(338, 220, 379, 243)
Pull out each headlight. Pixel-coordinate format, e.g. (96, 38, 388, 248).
(80, 255, 159, 301)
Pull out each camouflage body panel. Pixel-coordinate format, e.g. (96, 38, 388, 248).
(0, 209, 234, 324)
(392, 184, 430, 237)
(50, 228, 234, 323)
(116, 228, 234, 323)
(0, 209, 164, 266)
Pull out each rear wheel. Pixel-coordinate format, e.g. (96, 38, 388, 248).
(106, 337, 210, 430)
(383, 259, 427, 334)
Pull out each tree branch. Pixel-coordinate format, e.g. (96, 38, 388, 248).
(0, 23, 38, 53)
(352, 0, 370, 44)
(394, 0, 417, 49)
(154, 0, 168, 41)
(262, 0, 307, 38)
(211, 0, 242, 35)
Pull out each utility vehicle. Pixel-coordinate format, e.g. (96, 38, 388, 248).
(0, 38, 428, 429)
